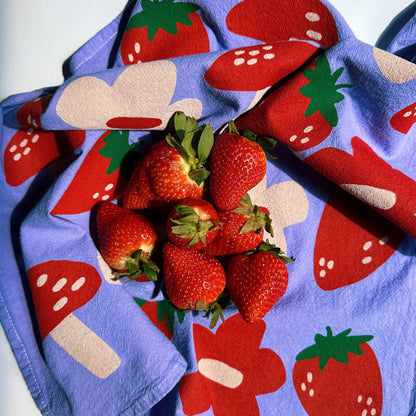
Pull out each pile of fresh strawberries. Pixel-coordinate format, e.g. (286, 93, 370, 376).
(95, 112, 293, 327)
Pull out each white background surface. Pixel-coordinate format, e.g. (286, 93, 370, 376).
(0, 1, 413, 415)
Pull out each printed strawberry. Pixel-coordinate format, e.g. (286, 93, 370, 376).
(16, 94, 53, 128)
(311, 188, 406, 290)
(204, 41, 318, 91)
(123, 112, 213, 210)
(203, 194, 272, 256)
(96, 202, 159, 281)
(390, 101, 416, 133)
(51, 130, 138, 215)
(226, 0, 339, 48)
(208, 123, 269, 210)
(4, 129, 85, 187)
(226, 242, 292, 323)
(163, 241, 226, 325)
(167, 198, 221, 249)
(120, 0, 209, 65)
(293, 327, 383, 415)
(236, 54, 351, 151)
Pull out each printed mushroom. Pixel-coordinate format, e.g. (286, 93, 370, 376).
(27, 259, 121, 379)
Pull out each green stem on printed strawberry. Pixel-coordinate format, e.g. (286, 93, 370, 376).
(296, 327, 374, 370)
(126, 0, 200, 41)
(300, 54, 352, 127)
(166, 112, 213, 186)
(233, 194, 273, 236)
(112, 249, 160, 282)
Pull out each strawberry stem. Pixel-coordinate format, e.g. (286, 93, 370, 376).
(112, 249, 159, 281)
(296, 327, 374, 370)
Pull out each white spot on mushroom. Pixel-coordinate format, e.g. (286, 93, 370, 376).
(9, 145, 17, 152)
(263, 53, 275, 60)
(362, 410, 368, 416)
(53, 297, 68, 311)
(309, 389, 314, 397)
(306, 30, 322, 41)
(27, 115, 32, 125)
(371, 409, 376, 415)
(305, 12, 320, 22)
(27, 128, 34, 135)
(247, 58, 258, 65)
(379, 236, 389, 245)
(301, 383, 307, 391)
(300, 137, 310, 144)
(20, 139, 28, 147)
(234, 58, 245, 66)
(13, 153, 22, 161)
(52, 278, 67, 292)
(262, 45, 273, 50)
(363, 241, 372, 251)
(23, 147, 31, 156)
(32, 119, 38, 128)
(198, 358, 243, 388)
(71, 277, 86, 291)
(249, 50, 260, 56)
(367, 397, 373, 405)
(31, 134, 40, 143)
(404, 111, 412, 118)
(37, 274, 48, 287)
(357, 395, 363, 403)
(234, 50, 245, 56)
(362, 256, 372, 264)
(319, 270, 326, 278)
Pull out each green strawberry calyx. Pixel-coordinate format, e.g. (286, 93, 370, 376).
(112, 249, 160, 282)
(196, 290, 232, 329)
(170, 204, 221, 248)
(300, 54, 352, 127)
(296, 327, 374, 370)
(228, 120, 277, 159)
(127, 0, 200, 41)
(249, 240, 295, 264)
(166, 111, 213, 186)
(233, 193, 273, 237)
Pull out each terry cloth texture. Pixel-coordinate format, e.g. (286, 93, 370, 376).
(1, 0, 416, 415)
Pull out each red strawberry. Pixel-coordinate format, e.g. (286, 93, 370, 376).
(293, 327, 383, 415)
(4, 129, 85, 187)
(203, 194, 272, 256)
(204, 41, 319, 91)
(51, 130, 137, 215)
(96, 202, 159, 281)
(208, 123, 267, 210)
(167, 198, 220, 249)
(163, 241, 226, 314)
(236, 54, 351, 151)
(120, 0, 209, 65)
(16, 94, 53, 129)
(226, 242, 292, 323)
(226, 0, 339, 48)
(123, 112, 213, 210)
(390, 101, 416, 133)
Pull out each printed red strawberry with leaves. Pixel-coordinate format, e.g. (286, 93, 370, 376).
(236, 54, 351, 151)
(96, 202, 159, 281)
(227, 242, 293, 323)
(167, 198, 221, 250)
(4, 129, 85, 187)
(120, 0, 209, 65)
(226, 0, 339, 48)
(204, 41, 318, 91)
(16, 94, 53, 129)
(134, 297, 186, 340)
(208, 123, 268, 210)
(203, 193, 273, 256)
(51, 130, 137, 215)
(123, 112, 213, 210)
(293, 327, 383, 415)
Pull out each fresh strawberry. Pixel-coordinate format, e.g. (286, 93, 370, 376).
(123, 112, 213, 210)
(226, 242, 292, 323)
(16, 94, 53, 128)
(236, 54, 351, 151)
(226, 0, 339, 48)
(4, 129, 85, 187)
(293, 327, 383, 415)
(390, 101, 416, 133)
(96, 202, 159, 281)
(203, 194, 272, 256)
(163, 241, 226, 318)
(204, 41, 319, 91)
(167, 198, 220, 249)
(120, 0, 209, 65)
(208, 123, 268, 210)
(51, 130, 137, 215)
